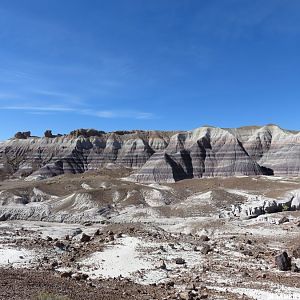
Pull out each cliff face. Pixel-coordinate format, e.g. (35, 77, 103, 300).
(0, 130, 175, 180)
(1, 125, 300, 182)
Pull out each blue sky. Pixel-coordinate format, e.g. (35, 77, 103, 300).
(1, 0, 300, 139)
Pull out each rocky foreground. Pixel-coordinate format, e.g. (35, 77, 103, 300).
(0, 172, 300, 299)
(2, 124, 300, 182)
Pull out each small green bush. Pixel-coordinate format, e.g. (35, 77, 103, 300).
(35, 292, 70, 300)
(282, 204, 290, 211)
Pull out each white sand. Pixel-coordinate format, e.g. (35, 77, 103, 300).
(0, 247, 34, 267)
(80, 236, 153, 279)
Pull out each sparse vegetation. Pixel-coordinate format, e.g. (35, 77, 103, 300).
(282, 204, 290, 211)
(35, 292, 70, 300)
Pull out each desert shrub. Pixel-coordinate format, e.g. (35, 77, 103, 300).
(35, 292, 70, 300)
(282, 204, 290, 211)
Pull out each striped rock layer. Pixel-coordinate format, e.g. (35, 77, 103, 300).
(0, 125, 300, 182)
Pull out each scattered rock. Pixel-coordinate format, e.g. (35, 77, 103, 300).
(291, 263, 299, 273)
(51, 261, 59, 268)
(80, 233, 91, 243)
(46, 236, 53, 242)
(82, 222, 92, 226)
(278, 216, 289, 224)
(169, 243, 176, 249)
(54, 241, 65, 249)
(275, 251, 291, 271)
(159, 245, 166, 252)
(72, 273, 89, 281)
(242, 250, 253, 256)
(199, 235, 210, 242)
(175, 258, 186, 265)
(156, 260, 166, 270)
(61, 271, 73, 278)
(166, 281, 175, 288)
(292, 246, 300, 259)
(201, 244, 212, 255)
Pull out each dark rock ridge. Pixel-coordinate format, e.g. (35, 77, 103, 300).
(1, 125, 300, 182)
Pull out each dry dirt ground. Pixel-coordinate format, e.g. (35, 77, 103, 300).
(0, 173, 300, 299)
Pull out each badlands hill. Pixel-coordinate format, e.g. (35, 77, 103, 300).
(1, 124, 300, 182)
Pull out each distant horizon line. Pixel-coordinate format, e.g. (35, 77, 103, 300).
(2, 123, 299, 140)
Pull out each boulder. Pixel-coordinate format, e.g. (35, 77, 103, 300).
(14, 131, 31, 139)
(275, 252, 291, 271)
(80, 233, 91, 243)
(44, 130, 54, 138)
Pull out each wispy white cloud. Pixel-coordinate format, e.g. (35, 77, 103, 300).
(0, 105, 75, 112)
(31, 89, 73, 98)
(0, 93, 20, 100)
(82, 109, 155, 120)
(0, 105, 155, 120)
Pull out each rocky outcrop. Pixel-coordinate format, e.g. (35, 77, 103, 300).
(14, 131, 31, 139)
(230, 189, 300, 219)
(2, 125, 300, 182)
(131, 127, 265, 182)
(0, 130, 175, 180)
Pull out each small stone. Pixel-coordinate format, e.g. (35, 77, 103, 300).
(242, 271, 250, 278)
(54, 241, 65, 249)
(82, 222, 92, 226)
(242, 250, 253, 256)
(291, 263, 299, 273)
(51, 261, 59, 268)
(292, 247, 300, 259)
(80, 233, 91, 243)
(159, 245, 166, 252)
(61, 271, 72, 278)
(94, 229, 101, 236)
(201, 244, 212, 255)
(46, 236, 53, 242)
(166, 281, 175, 287)
(278, 216, 289, 224)
(72, 273, 89, 281)
(175, 258, 186, 265)
(156, 260, 167, 270)
(169, 243, 176, 249)
(199, 235, 210, 242)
